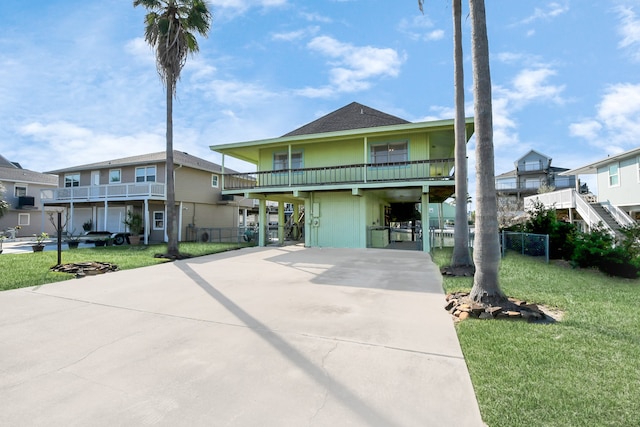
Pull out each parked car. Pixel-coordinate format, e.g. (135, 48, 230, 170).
(83, 231, 131, 245)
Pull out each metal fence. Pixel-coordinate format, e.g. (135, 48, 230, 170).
(186, 226, 258, 245)
(501, 231, 549, 263)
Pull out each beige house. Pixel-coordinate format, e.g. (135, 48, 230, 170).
(43, 151, 253, 244)
(0, 154, 58, 238)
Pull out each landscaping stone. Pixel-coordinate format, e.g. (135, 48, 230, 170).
(444, 291, 556, 323)
(51, 262, 118, 278)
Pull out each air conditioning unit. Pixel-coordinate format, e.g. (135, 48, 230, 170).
(18, 196, 35, 209)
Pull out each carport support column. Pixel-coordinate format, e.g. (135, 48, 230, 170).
(421, 192, 430, 252)
(259, 198, 267, 246)
(278, 201, 285, 245)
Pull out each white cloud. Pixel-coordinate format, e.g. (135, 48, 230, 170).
(271, 26, 319, 42)
(398, 15, 445, 42)
(569, 83, 640, 152)
(299, 36, 405, 97)
(519, 2, 569, 25)
(616, 5, 640, 61)
(489, 66, 566, 147)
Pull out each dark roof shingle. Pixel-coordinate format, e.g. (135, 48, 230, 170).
(282, 102, 410, 137)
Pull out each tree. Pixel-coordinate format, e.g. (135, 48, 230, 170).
(450, 0, 473, 268)
(468, 0, 506, 304)
(133, 0, 212, 256)
(419, 0, 473, 269)
(0, 182, 8, 218)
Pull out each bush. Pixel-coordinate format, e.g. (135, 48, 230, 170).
(523, 200, 576, 260)
(571, 226, 639, 278)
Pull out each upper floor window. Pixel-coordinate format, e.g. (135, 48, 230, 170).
(64, 173, 80, 187)
(371, 142, 408, 164)
(136, 166, 156, 183)
(14, 185, 27, 197)
(109, 169, 121, 183)
(608, 163, 619, 187)
(523, 160, 542, 172)
(273, 152, 303, 171)
(211, 174, 219, 188)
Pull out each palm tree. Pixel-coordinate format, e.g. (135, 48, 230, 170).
(468, 0, 505, 304)
(450, 0, 473, 268)
(419, 0, 473, 268)
(133, 0, 212, 256)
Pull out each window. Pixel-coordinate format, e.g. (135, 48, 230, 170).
(371, 142, 408, 164)
(109, 169, 121, 183)
(273, 152, 303, 171)
(211, 174, 219, 188)
(18, 213, 30, 226)
(64, 173, 80, 187)
(14, 185, 27, 197)
(637, 157, 640, 183)
(608, 163, 619, 187)
(153, 211, 164, 230)
(136, 166, 156, 183)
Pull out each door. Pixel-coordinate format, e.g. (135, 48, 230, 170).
(91, 171, 100, 198)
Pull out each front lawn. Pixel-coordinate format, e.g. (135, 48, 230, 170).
(433, 249, 640, 427)
(0, 242, 250, 291)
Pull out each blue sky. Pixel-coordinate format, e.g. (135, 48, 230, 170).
(1, 0, 639, 196)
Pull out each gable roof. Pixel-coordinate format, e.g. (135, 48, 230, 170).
(46, 150, 235, 175)
(560, 146, 640, 175)
(282, 102, 410, 137)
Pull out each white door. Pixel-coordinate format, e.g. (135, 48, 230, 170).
(91, 171, 100, 197)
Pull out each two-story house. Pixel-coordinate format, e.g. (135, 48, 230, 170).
(211, 102, 474, 252)
(0, 154, 58, 238)
(523, 146, 639, 238)
(42, 151, 253, 244)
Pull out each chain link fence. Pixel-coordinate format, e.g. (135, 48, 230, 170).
(501, 231, 549, 263)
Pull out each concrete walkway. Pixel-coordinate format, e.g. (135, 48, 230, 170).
(0, 246, 483, 426)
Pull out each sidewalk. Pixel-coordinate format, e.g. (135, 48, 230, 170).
(0, 245, 484, 426)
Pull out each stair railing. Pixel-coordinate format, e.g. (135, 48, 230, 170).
(600, 200, 635, 227)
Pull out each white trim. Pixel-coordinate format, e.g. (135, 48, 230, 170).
(18, 213, 30, 226)
(109, 169, 122, 184)
(211, 174, 219, 188)
(14, 184, 27, 197)
(608, 162, 620, 187)
(153, 210, 164, 230)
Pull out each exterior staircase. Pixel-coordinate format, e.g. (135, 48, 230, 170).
(524, 188, 635, 241)
(589, 203, 625, 240)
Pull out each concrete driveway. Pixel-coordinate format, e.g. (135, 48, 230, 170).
(0, 246, 483, 426)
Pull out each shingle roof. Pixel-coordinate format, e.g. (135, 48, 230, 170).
(0, 166, 58, 186)
(46, 150, 235, 174)
(282, 102, 410, 137)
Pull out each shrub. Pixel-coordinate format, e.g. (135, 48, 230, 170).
(571, 225, 639, 278)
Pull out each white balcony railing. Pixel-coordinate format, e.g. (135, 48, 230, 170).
(41, 183, 166, 203)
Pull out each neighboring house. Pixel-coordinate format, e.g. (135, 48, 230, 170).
(524, 146, 639, 237)
(495, 149, 578, 205)
(43, 151, 253, 244)
(211, 102, 474, 251)
(0, 154, 58, 239)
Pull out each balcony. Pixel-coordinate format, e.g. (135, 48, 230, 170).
(41, 182, 166, 203)
(223, 159, 455, 191)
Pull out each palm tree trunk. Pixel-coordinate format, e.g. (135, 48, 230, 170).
(468, 0, 505, 304)
(166, 76, 179, 256)
(451, 0, 473, 267)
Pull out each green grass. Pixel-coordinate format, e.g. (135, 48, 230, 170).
(432, 249, 640, 427)
(0, 242, 251, 291)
